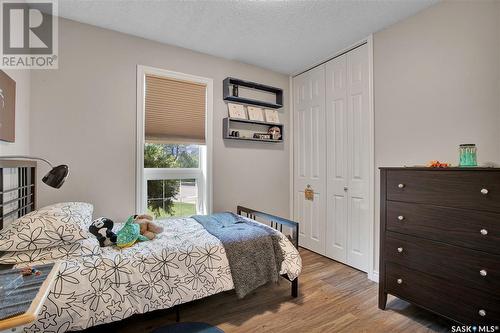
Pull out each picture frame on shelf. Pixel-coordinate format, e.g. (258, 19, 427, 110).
(247, 106, 264, 121)
(227, 103, 247, 119)
(264, 109, 280, 123)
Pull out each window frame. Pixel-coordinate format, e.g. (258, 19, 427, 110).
(136, 66, 213, 216)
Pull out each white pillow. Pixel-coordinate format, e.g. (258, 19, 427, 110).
(0, 202, 93, 251)
(0, 237, 101, 264)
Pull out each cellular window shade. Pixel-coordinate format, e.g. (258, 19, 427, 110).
(145, 75, 206, 144)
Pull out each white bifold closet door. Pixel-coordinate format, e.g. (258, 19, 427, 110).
(294, 44, 370, 272)
(293, 65, 326, 254)
(325, 44, 370, 272)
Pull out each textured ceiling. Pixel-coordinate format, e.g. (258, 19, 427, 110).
(58, 0, 438, 74)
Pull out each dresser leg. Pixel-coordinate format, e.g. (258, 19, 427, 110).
(378, 291, 387, 310)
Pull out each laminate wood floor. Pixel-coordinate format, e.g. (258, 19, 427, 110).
(82, 248, 454, 333)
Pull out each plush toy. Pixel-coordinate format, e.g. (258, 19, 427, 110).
(89, 217, 117, 247)
(116, 216, 149, 248)
(133, 214, 164, 240)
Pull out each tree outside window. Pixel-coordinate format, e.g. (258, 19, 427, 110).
(144, 143, 200, 218)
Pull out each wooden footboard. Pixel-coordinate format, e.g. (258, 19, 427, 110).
(236, 206, 299, 298)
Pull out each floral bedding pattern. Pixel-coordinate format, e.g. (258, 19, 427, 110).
(0, 202, 93, 251)
(0, 238, 101, 264)
(16, 217, 302, 333)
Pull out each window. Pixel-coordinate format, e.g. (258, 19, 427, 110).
(144, 143, 201, 218)
(144, 144, 200, 169)
(137, 67, 213, 218)
(147, 178, 197, 218)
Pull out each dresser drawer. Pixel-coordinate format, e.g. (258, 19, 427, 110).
(385, 263, 500, 325)
(386, 170, 500, 212)
(385, 232, 500, 293)
(386, 201, 500, 254)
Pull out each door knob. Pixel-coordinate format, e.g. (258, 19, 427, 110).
(397, 215, 405, 221)
(304, 185, 314, 201)
(481, 188, 489, 195)
(398, 183, 405, 189)
(344, 186, 348, 192)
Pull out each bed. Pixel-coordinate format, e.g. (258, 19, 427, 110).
(0, 161, 302, 332)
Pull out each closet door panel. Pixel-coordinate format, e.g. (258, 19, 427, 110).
(293, 65, 326, 254)
(325, 55, 348, 261)
(346, 44, 370, 272)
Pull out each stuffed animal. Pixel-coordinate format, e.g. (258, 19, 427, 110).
(89, 217, 117, 247)
(116, 216, 149, 248)
(134, 214, 164, 240)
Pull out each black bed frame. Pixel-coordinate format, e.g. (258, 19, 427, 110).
(0, 162, 300, 324)
(0, 160, 37, 230)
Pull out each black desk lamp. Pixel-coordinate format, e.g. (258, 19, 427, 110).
(0, 155, 69, 188)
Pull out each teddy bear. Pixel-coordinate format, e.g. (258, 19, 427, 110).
(89, 217, 118, 247)
(133, 214, 164, 240)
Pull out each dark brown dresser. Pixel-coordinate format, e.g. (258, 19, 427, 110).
(379, 167, 500, 325)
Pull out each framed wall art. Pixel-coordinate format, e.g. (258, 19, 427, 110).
(247, 106, 264, 121)
(0, 70, 16, 142)
(227, 103, 247, 119)
(264, 109, 280, 124)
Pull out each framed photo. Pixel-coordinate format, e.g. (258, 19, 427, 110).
(0, 70, 16, 142)
(227, 103, 247, 119)
(247, 106, 264, 121)
(264, 109, 280, 124)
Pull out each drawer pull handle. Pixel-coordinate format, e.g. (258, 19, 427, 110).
(397, 215, 405, 221)
(397, 278, 403, 284)
(480, 269, 487, 277)
(398, 183, 405, 189)
(481, 188, 489, 195)
(397, 247, 404, 253)
(480, 229, 488, 236)
(479, 309, 486, 317)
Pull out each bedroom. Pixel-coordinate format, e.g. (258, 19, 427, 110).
(0, 0, 499, 332)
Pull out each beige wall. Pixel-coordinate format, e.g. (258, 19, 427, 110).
(373, 0, 500, 273)
(0, 69, 30, 155)
(30, 18, 290, 222)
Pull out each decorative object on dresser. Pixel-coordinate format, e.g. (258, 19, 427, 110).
(379, 167, 500, 325)
(0, 70, 16, 143)
(459, 144, 478, 167)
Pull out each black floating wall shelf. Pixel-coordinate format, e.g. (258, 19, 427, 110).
(223, 118, 284, 143)
(223, 77, 283, 109)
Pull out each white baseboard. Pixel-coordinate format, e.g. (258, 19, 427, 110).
(369, 270, 379, 283)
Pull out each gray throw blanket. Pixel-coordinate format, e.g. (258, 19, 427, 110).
(192, 212, 284, 298)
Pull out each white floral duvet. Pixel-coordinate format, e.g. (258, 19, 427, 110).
(16, 217, 302, 333)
